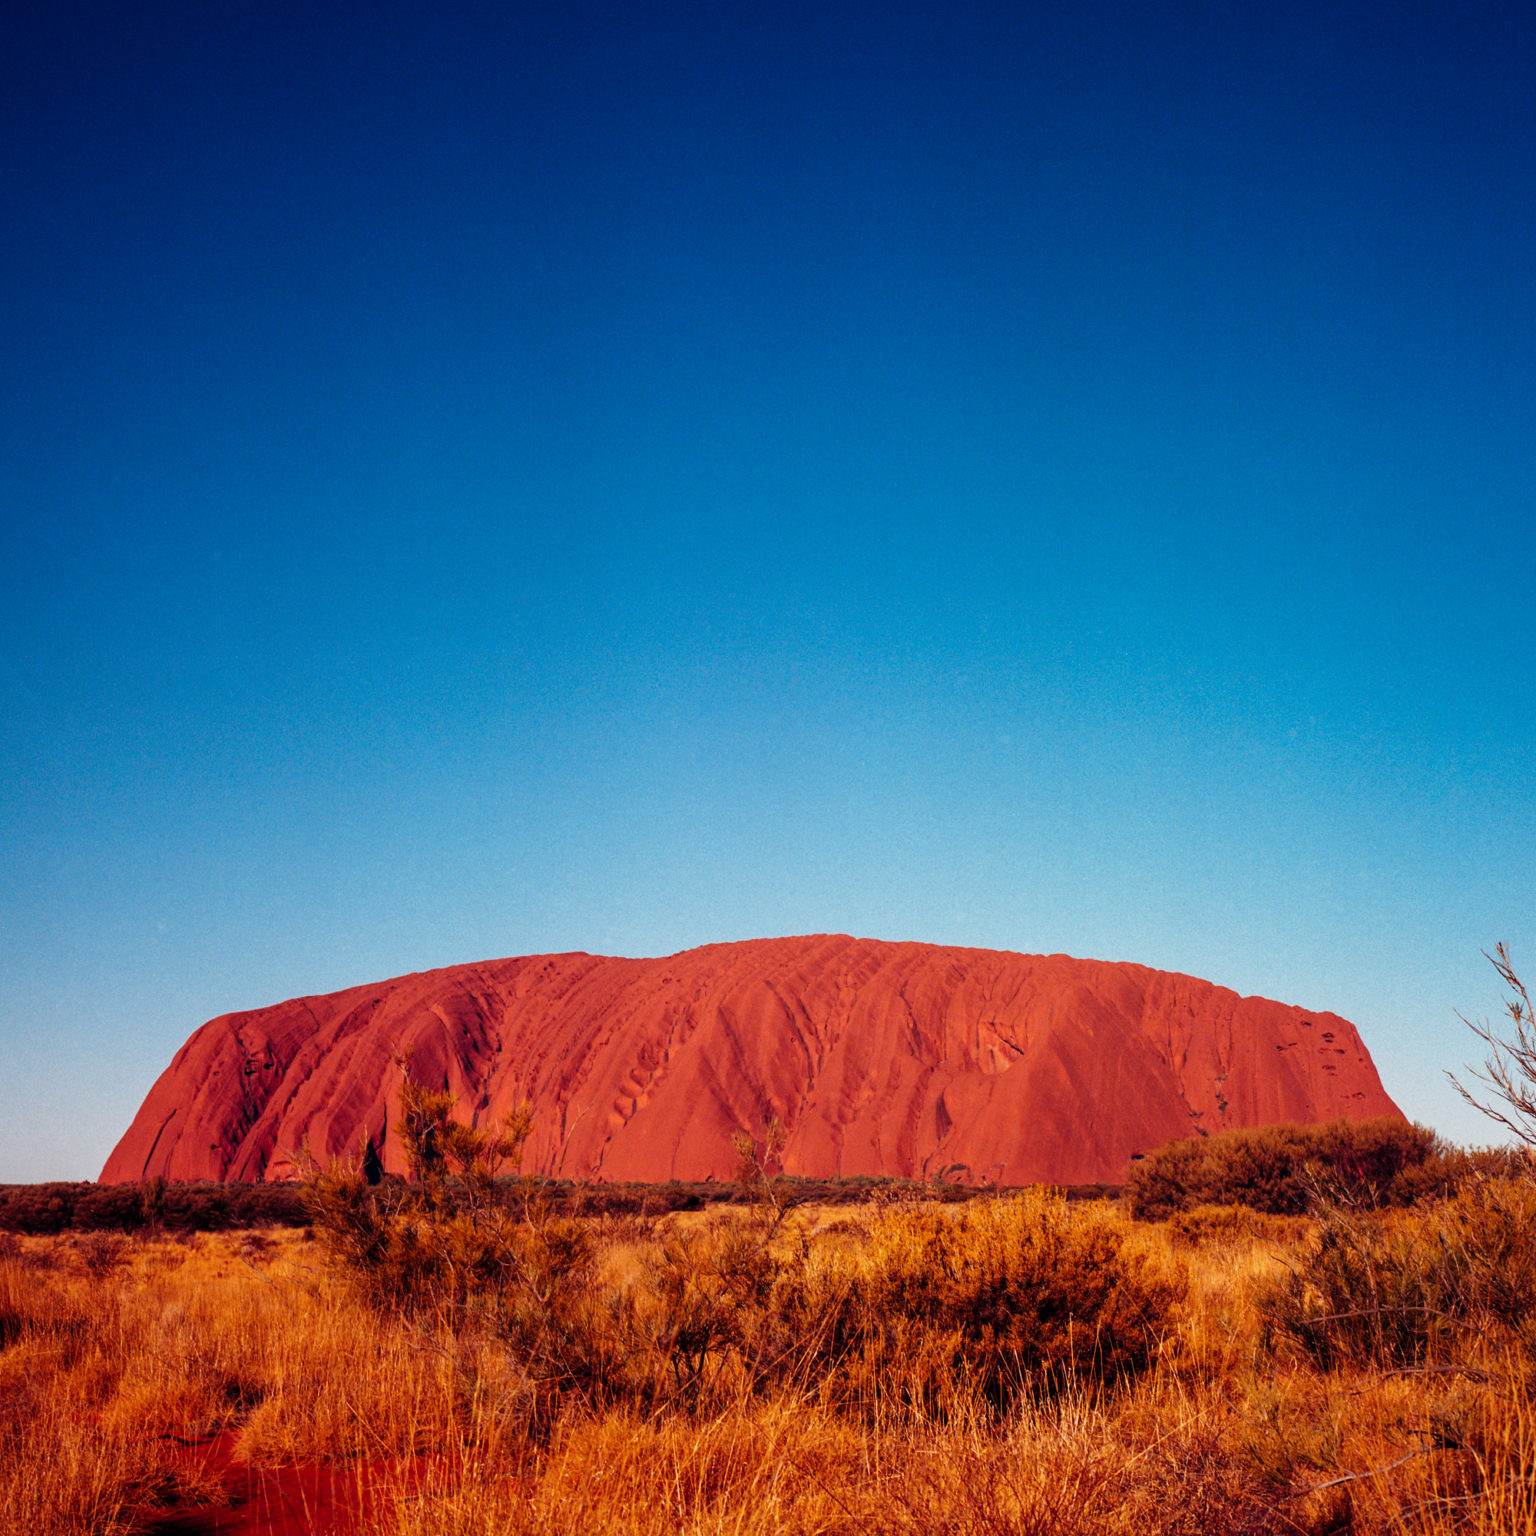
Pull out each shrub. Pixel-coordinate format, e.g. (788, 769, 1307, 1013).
(1387, 1143, 1531, 1205)
(72, 1232, 128, 1280)
(1257, 1177, 1536, 1370)
(0, 1184, 86, 1234)
(1126, 1119, 1439, 1220)
(631, 1213, 819, 1411)
(302, 1070, 621, 1435)
(302, 1069, 553, 1317)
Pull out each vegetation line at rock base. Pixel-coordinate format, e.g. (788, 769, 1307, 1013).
(0, 1174, 1123, 1234)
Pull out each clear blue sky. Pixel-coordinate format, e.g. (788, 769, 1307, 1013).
(3, 1, 1533, 1181)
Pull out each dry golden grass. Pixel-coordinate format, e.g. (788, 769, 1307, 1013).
(0, 1227, 473, 1533)
(4, 1192, 1535, 1534)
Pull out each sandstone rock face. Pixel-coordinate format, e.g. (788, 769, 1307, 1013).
(101, 935, 1402, 1186)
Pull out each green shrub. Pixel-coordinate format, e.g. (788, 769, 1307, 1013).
(1386, 1144, 1530, 1205)
(1127, 1119, 1439, 1220)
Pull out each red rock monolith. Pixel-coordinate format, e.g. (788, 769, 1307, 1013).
(101, 935, 1402, 1187)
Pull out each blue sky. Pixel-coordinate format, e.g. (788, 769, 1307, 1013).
(3, 0, 1533, 1180)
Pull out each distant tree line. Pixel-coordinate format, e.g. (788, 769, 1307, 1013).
(0, 1179, 309, 1234)
(0, 1171, 1122, 1234)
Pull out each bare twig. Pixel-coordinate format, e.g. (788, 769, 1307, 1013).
(233, 1251, 284, 1290)
(1344, 1363, 1491, 1395)
(1288, 1445, 1432, 1498)
(1302, 1305, 1479, 1330)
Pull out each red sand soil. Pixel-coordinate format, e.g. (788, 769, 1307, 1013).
(141, 1432, 438, 1536)
(102, 934, 1402, 1188)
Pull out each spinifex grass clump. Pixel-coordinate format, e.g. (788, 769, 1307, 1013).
(542, 1191, 1180, 1419)
(771, 1193, 1182, 1415)
(1163, 1203, 1308, 1250)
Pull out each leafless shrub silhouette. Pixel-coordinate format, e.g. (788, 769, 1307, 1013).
(1448, 944, 1536, 1155)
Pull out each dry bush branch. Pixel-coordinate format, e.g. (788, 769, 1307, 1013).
(1448, 943, 1536, 1153)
